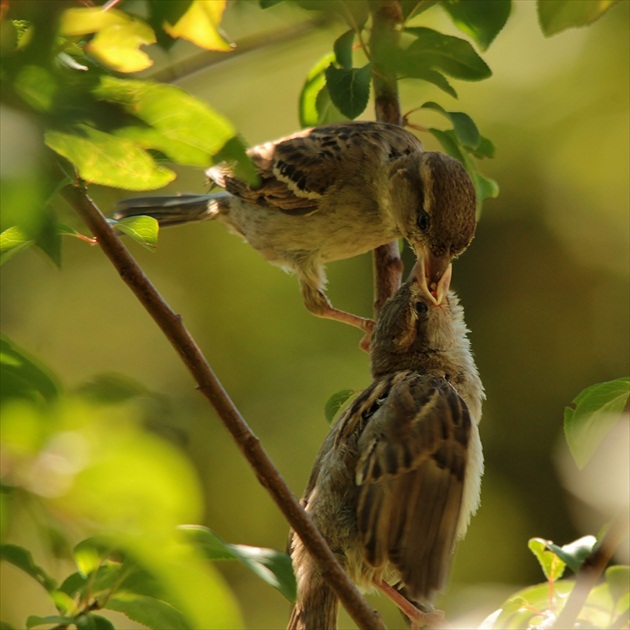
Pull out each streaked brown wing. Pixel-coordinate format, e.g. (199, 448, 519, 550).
(355, 374, 471, 602)
(207, 122, 423, 215)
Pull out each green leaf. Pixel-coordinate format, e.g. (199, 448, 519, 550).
(60, 6, 157, 72)
(0, 544, 57, 592)
(60, 7, 136, 36)
(427, 128, 498, 210)
(58, 571, 88, 598)
(179, 525, 297, 602)
(428, 127, 468, 165)
(0, 226, 34, 265)
(87, 17, 156, 73)
(12, 65, 58, 114)
(403, 68, 458, 98)
(0, 335, 60, 404)
(472, 170, 500, 206)
(229, 543, 296, 603)
(420, 101, 481, 148)
(544, 535, 596, 573)
(441, 0, 511, 51)
(298, 52, 349, 127)
(527, 537, 566, 582)
(107, 592, 188, 630)
(537, 0, 620, 36)
(299, 52, 336, 127)
(33, 210, 62, 269)
(400, 0, 440, 20)
(45, 125, 175, 191)
(564, 377, 630, 469)
(606, 565, 630, 611)
(333, 29, 354, 69)
(94, 77, 237, 168)
(324, 389, 356, 424)
(315, 85, 348, 125)
(76, 373, 151, 404)
(469, 135, 496, 159)
(0, 621, 16, 630)
(75, 615, 115, 630)
(26, 616, 72, 629)
(123, 534, 242, 629)
(404, 27, 492, 81)
(213, 136, 258, 187)
(163, 0, 234, 51)
(113, 216, 159, 251)
(324, 63, 371, 120)
(481, 581, 574, 629)
(484, 575, 626, 629)
(50, 590, 77, 615)
(73, 538, 113, 577)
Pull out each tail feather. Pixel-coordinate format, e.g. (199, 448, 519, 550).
(287, 582, 338, 630)
(113, 193, 227, 226)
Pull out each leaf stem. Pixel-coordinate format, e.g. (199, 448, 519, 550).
(61, 181, 386, 630)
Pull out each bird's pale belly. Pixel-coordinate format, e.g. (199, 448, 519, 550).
(218, 200, 401, 267)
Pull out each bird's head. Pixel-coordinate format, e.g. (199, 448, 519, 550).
(370, 280, 464, 378)
(388, 151, 476, 305)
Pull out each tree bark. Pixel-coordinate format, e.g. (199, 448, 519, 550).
(370, 0, 405, 315)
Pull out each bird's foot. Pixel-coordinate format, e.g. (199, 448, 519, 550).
(307, 296, 375, 352)
(358, 320, 375, 353)
(376, 582, 445, 629)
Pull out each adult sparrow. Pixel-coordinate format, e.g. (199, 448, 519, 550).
(288, 280, 484, 629)
(114, 122, 476, 337)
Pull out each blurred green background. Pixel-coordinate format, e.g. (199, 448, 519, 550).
(1, 1, 628, 628)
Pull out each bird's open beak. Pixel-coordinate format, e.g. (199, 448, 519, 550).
(414, 253, 452, 305)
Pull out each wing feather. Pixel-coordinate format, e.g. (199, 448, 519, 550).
(356, 374, 471, 602)
(206, 122, 423, 215)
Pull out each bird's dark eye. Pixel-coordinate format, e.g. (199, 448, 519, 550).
(415, 301, 428, 316)
(417, 210, 430, 232)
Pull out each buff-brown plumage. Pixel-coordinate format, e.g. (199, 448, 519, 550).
(288, 280, 484, 629)
(114, 122, 476, 335)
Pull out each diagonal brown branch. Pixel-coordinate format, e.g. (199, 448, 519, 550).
(62, 182, 386, 630)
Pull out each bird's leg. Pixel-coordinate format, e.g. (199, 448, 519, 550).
(310, 292, 374, 336)
(299, 274, 374, 350)
(372, 242, 404, 316)
(376, 582, 444, 629)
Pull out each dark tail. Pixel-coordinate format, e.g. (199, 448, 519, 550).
(113, 193, 228, 227)
(287, 580, 338, 630)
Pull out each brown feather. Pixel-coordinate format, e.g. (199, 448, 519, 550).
(209, 122, 424, 216)
(355, 375, 471, 601)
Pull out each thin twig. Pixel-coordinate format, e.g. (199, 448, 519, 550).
(553, 512, 629, 629)
(61, 182, 386, 630)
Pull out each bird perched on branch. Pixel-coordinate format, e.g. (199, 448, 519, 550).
(114, 121, 476, 343)
(287, 279, 484, 629)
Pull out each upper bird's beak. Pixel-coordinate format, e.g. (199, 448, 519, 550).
(415, 253, 452, 305)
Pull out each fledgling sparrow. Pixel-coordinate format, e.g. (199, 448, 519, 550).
(114, 122, 476, 338)
(288, 280, 484, 629)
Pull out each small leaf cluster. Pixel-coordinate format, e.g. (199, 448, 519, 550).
(283, 0, 508, 208)
(481, 377, 630, 629)
(484, 539, 628, 629)
(273, 0, 617, 210)
(1, 0, 252, 266)
(0, 336, 296, 629)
